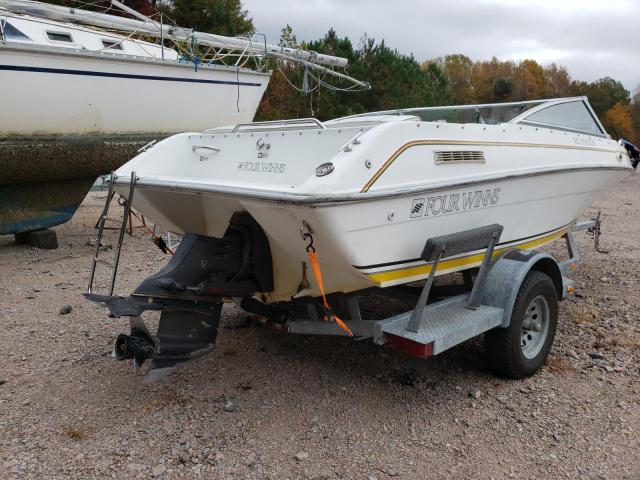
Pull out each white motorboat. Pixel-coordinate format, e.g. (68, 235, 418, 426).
(110, 97, 636, 301)
(0, 0, 364, 235)
(87, 96, 639, 382)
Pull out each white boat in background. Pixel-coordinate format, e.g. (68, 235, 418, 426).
(0, 10, 270, 136)
(0, 0, 365, 236)
(110, 97, 636, 302)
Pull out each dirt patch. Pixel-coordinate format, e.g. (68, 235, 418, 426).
(0, 175, 639, 479)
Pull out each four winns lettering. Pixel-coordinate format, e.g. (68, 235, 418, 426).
(410, 188, 501, 218)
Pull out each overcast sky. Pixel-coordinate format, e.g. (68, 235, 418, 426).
(243, 0, 639, 94)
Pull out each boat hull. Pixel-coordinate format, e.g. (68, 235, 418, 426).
(0, 133, 156, 234)
(0, 44, 270, 135)
(0, 177, 93, 234)
(117, 165, 630, 301)
(109, 107, 633, 300)
(0, 133, 157, 185)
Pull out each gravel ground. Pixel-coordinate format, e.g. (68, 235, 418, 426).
(1, 174, 639, 480)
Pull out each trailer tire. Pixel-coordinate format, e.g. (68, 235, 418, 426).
(485, 270, 558, 379)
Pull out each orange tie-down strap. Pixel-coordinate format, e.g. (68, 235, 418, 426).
(130, 209, 174, 255)
(306, 250, 353, 337)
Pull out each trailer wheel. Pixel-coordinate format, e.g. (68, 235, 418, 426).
(485, 270, 558, 379)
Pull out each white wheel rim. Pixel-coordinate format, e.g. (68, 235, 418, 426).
(521, 295, 550, 359)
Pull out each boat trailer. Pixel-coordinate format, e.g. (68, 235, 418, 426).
(264, 220, 595, 379)
(85, 173, 602, 382)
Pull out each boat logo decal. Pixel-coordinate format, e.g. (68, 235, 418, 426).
(256, 138, 271, 158)
(410, 188, 501, 218)
(572, 136, 596, 146)
(237, 161, 286, 174)
(410, 199, 425, 217)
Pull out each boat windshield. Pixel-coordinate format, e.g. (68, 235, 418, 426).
(402, 102, 543, 125)
(334, 97, 606, 136)
(0, 19, 33, 42)
(341, 100, 545, 126)
(515, 99, 604, 136)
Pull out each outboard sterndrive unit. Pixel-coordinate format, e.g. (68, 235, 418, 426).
(622, 139, 640, 170)
(86, 212, 277, 382)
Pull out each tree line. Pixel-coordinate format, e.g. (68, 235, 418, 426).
(47, 0, 640, 143)
(259, 28, 639, 143)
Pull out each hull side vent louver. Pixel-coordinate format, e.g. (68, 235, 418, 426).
(434, 151, 485, 164)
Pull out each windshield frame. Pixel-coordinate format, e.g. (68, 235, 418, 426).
(511, 97, 607, 138)
(334, 96, 609, 138)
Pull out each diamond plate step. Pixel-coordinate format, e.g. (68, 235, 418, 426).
(382, 296, 504, 355)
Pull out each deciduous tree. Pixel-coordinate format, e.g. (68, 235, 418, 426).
(470, 57, 515, 103)
(602, 103, 637, 142)
(437, 54, 475, 104)
(512, 59, 553, 100)
(630, 91, 640, 143)
(571, 77, 630, 117)
(545, 64, 572, 97)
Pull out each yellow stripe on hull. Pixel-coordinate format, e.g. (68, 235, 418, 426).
(366, 227, 568, 286)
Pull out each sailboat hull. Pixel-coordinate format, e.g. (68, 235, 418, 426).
(0, 177, 92, 234)
(0, 44, 270, 136)
(0, 43, 269, 234)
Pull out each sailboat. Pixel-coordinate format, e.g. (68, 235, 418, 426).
(0, 0, 365, 237)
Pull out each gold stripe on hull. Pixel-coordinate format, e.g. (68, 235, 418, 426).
(366, 227, 568, 285)
(361, 139, 619, 193)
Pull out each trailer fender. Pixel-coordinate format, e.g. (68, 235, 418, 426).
(480, 250, 563, 328)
